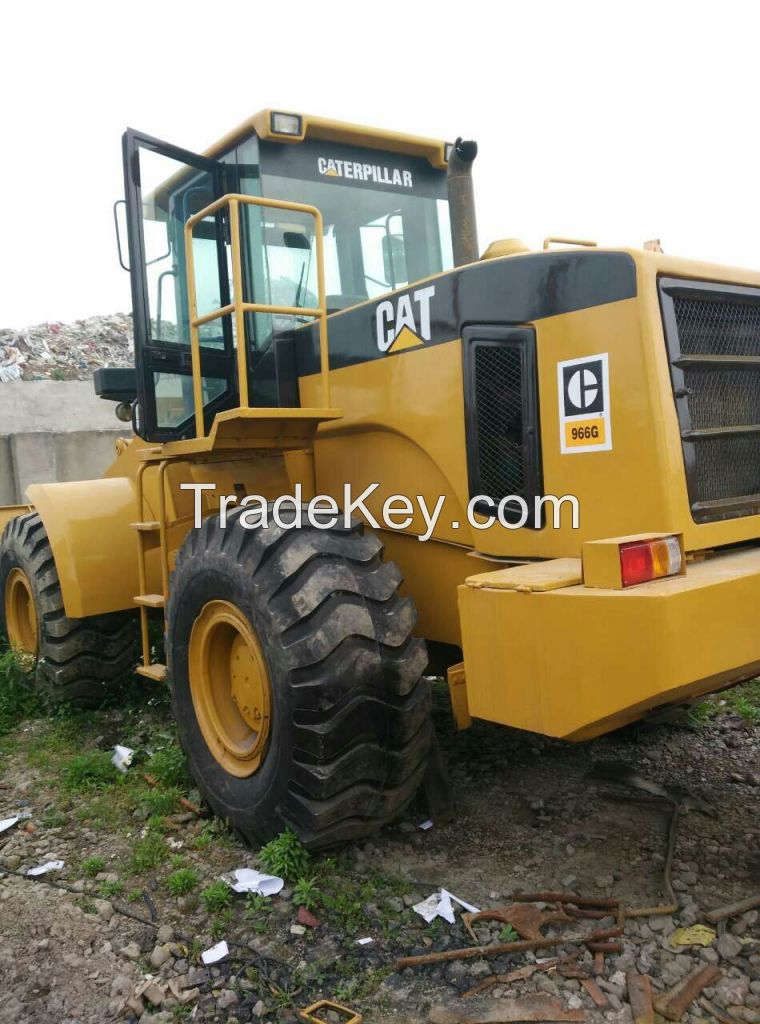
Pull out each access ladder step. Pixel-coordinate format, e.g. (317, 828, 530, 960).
(134, 593, 165, 608)
(136, 663, 167, 682)
(130, 521, 161, 532)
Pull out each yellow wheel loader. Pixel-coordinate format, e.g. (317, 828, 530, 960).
(3, 109, 760, 847)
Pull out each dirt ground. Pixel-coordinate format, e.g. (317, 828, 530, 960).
(0, 680, 758, 1024)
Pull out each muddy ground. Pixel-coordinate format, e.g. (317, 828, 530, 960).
(0, 677, 758, 1024)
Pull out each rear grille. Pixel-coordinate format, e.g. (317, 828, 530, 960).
(473, 345, 525, 496)
(660, 278, 760, 521)
(463, 327, 542, 525)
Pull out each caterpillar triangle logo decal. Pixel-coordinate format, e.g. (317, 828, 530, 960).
(389, 326, 424, 352)
(375, 286, 435, 353)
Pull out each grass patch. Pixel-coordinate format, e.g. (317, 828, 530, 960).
(689, 678, 760, 729)
(147, 744, 192, 789)
(130, 834, 169, 874)
(81, 856, 106, 877)
(210, 909, 233, 940)
(243, 892, 273, 933)
(200, 880, 232, 913)
(100, 880, 124, 898)
(166, 868, 200, 896)
(138, 786, 181, 816)
(259, 829, 310, 881)
(61, 751, 118, 792)
(0, 647, 39, 735)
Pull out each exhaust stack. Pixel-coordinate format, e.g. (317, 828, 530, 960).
(447, 137, 479, 266)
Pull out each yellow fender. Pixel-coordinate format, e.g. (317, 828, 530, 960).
(27, 478, 139, 618)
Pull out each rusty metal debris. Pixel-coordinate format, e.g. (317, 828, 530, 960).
(585, 940, 622, 954)
(704, 892, 760, 924)
(462, 902, 571, 943)
(395, 921, 623, 969)
(580, 978, 609, 1009)
(398, 890, 625, 970)
(298, 999, 363, 1024)
(592, 951, 604, 976)
(557, 963, 590, 980)
(461, 953, 580, 998)
(626, 972, 654, 1024)
(652, 964, 721, 1021)
(429, 994, 586, 1023)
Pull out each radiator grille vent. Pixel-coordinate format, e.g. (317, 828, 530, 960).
(662, 280, 760, 521)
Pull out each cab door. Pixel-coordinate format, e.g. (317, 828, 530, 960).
(122, 129, 237, 442)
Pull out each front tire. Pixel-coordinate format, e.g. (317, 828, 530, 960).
(0, 513, 139, 707)
(166, 507, 432, 849)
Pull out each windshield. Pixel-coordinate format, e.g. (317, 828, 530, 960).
(247, 138, 452, 314)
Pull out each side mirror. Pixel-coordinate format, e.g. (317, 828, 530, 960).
(382, 233, 407, 288)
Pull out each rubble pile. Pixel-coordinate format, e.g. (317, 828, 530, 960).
(0, 314, 133, 382)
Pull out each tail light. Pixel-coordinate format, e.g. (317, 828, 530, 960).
(619, 535, 682, 587)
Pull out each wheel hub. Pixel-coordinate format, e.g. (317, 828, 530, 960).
(5, 567, 38, 657)
(189, 600, 271, 777)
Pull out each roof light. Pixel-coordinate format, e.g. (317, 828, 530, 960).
(270, 111, 302, 137)
(619, 535, 682, 588)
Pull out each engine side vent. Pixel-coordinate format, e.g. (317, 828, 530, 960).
(463, 326, 542, 525)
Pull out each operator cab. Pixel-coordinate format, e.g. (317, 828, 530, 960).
(109, 111, 455, 442)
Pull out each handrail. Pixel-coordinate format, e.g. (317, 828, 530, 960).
(183, 193, 329, 438)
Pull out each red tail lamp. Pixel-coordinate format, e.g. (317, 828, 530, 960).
(619, 535, 682, 588)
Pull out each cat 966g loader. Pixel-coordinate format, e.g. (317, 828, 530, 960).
(3, 110, 760, 847)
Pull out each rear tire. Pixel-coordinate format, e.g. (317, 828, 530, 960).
(166, 507, 433, 849)
(0, 513, 139, 707)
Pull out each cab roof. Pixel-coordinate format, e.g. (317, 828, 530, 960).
(201, 110, 449, 170)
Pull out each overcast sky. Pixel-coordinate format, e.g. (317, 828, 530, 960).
(1, 0, 758, 328)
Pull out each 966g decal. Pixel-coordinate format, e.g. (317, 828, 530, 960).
(558, 353, 612, 454)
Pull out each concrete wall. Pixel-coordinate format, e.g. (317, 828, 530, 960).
(0, 381, 130, 504)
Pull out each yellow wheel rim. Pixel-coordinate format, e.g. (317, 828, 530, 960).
(5, 568, 38, 657)
(189, 600, 271, 778)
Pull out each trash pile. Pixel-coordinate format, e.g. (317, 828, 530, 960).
(0, 313, 133, 382)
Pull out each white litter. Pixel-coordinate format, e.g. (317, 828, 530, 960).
(226, 868, 284, 897)
(27, 860, 64, 876)
(418, 819, 434, 831)
(356, 937, 374, 946)
(0, 811, 31, 834)
(413, 888, 480, 925)
(111, 745, 135, 773)
(201, 939, 229, 965)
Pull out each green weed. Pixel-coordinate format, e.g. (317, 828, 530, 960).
(259, 829, 310, 881)
(200, 880, 232, 913)
(61, 751, 117, 792)
(130, 834, 169, 873)
(81, 856, 106, 877)
(0, 647, 38, 735)
(99, 880, 124, 898)
(147, 744, 192, 789)
(292, 876, 320, 911)
(166, 868, 200, 896)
